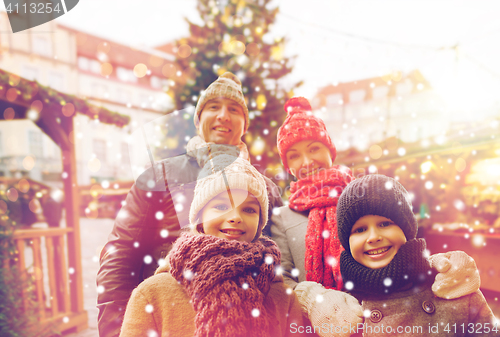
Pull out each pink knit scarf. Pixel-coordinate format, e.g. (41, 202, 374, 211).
(168, 234, 281, 337)
(288, 166, 353, 290)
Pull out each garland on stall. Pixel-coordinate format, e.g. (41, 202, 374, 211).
(0, 68, 130, 127)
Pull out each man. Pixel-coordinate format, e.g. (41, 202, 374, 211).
(96, 72, 283, 337)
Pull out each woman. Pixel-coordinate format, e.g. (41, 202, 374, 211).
(270, 97, 482, 337)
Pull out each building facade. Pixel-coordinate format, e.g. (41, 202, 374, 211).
(0, 13, 176, 187)
(311, 70, 448, 152)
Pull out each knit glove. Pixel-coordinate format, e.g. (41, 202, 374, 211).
(428, 251, 480, 299)
(295, 281, 363, 337)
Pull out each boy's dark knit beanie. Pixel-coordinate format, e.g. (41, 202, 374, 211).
(337, 174, 417, 251)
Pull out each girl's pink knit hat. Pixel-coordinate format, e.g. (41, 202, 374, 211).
(277, 97, 337, 173)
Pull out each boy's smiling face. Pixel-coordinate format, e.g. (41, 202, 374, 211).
(349, 215, 407, 269)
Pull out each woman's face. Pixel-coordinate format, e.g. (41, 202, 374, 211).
(200, 189, 260, 242)
(286, 140, 333, 179)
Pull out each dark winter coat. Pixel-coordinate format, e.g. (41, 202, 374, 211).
(96, 149, 283, 337)
(352, 283, 498, 337)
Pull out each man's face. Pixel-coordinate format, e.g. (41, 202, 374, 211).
(198, 98, 245, 145)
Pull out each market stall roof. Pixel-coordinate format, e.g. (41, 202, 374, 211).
(0, 68, 130, 327)
(0, 68, 130, 150)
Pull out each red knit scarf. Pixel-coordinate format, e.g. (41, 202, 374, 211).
(288, 166, 353, 290)
(168, 234, 281, 337)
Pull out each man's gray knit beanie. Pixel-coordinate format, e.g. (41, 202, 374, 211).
(337, 174, 417, 251)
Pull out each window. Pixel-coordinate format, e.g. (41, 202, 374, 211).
(91, 83, 108, 99)
(29, 130, 43, 157)
(121, 142, 130, 166)
(89, 60, 101, 74)
(150, 76, 162, 89)
(48, 71, 64, 91)
(78, 56, 90, 71)
(21, 66, 40, 81)
(138, 94, 150, 109)
(32, 36, 52, 57)
(115, 89, 131, 104)
(372, 86, 389, 100)
(326, 93, 343, 107)
(396, 80, 412, 96)
(93, 139, 107, 163)
(349, 89, 366, 103)
(116, 67, 137, 83)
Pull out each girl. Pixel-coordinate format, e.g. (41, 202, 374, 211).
(120, 154, 305, 337)
(270, 97, 482, 336)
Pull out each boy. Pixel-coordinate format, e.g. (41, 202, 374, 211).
(336, 174, 498, 337)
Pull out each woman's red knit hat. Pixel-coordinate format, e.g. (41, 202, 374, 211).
(277, 97, 337, 174)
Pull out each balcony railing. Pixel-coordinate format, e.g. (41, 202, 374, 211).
(12, 227, 88, 333)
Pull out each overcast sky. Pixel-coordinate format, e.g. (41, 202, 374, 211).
(4, 0, 500, 108)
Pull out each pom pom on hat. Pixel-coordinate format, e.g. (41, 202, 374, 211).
(284, 97, 312, 115)
(277, 97, 336, 175)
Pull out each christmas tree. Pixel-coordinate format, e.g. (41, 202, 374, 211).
(162, 0, 301, 186)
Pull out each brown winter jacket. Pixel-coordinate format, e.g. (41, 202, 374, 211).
(97, 148, 283, 337)
(352, 283, 498, 337)
(119, 264, 306, 337)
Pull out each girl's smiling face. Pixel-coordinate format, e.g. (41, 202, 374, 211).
(349, 215, 407, 269)
(200, 189, 260, 242)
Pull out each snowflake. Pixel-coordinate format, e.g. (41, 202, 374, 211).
(144, 255, 153, 264)
(155, 211, 164, 220)
(147, 330, 159, 337)
(322, 230, 330, 239)
(145, 304, 154, 313)
(383, 277, 392, 287)
(183, 269, 194, 280)
(345, 281, 354, 291)
(316, 294, 324, 303)
(251, 308, 260, 317)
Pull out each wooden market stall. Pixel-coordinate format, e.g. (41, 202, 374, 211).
(337, 119, 500, 292)
(0, 68, 130, 333)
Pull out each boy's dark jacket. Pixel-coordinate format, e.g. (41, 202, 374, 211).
(341, 240, 498, 337)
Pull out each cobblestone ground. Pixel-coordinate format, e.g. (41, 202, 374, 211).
(63, 217, 114, 337)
